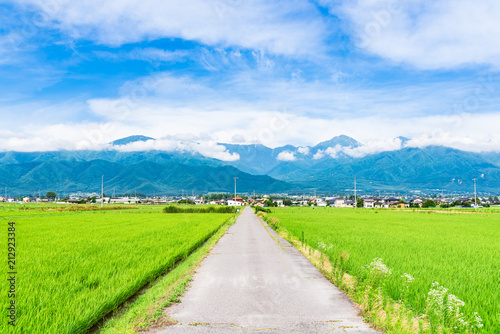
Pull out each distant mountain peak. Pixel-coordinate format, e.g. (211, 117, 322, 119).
(111, 135, 155, 146)
(313, 135, 360, 150)
(397, 136, 410, 146)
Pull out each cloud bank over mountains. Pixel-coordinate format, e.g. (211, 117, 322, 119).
(1, 133, 488, 164)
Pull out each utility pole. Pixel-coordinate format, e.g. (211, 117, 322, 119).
(233, 177, 238, 217)
(233, 177, 238, 201)
(354, 177, 357, 210)
(101, 175, 104, 208)
(473, 178, 477, 210)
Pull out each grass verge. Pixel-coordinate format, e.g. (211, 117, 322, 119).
(93, 215, 237, 334)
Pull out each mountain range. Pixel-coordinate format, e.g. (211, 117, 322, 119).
(1, 135, 499, 196)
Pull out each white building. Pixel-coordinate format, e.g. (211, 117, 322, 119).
(106, 197, 140, 204)
(227, 200, 244, 206)
(315, 198, 327, 207)
(363, 197, 376, 208)
(334, 198, 346, 207)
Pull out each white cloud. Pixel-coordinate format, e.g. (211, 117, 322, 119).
(113, 138, 240, 161)
(311, 140, 403, 159)
(407, 132, 500, 153)
(313, 151, 325, 160)
(335, 0, 500, 69)
(94, 48, 188, 63)
(276, 151, 297, 161)
(4, 103, 500, 154)
(0, 123, 240, 161)
(297, 146, 310, 155)
(2, 66, 500, 154)
(324, 145, 342, 158)
(231, 134, 246, 143)
(2, 112, 500, 156)
(0, 33, 24, 65)
(18, 0, 326, 56)
(340, 138, 403, 158)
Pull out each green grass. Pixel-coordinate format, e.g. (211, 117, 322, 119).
(0, 204, 231, 333)
(267, 207, 500, 333)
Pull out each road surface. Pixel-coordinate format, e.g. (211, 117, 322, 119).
(152, 207, 379, 333)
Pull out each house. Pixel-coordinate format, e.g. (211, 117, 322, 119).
(227, 200, 244, 206)
(253, 198, 265, 207)
(458, 197, 471, 204)
(334, 198, 345, 207)
(411, 198, 423, 207)
(298, 199, 309, 206)
(108, 197, 139, 204)
(315, 198, 327, 207)
(374, 200, 385, 208)
(274, 199, 284, 207)
(363, 197, 381, 208)
(384, 198, 399, 208)
(345, 200, 355, 207)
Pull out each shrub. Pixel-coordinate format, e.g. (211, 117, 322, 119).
(422, 199, 436, 208)
(163, 205, 235, 213)
(254, 206, 271, 213)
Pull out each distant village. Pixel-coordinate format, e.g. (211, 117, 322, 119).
(2, 191, 499, 209)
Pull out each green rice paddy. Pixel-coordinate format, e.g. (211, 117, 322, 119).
(267, 207, 500, 333)
(0, 204, 231, 333)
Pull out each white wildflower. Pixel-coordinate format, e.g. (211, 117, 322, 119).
(472, 312, 483, 329)
(401, 273, 415, 283)
(447, 294, 465, 317)
(363, 258, 392, 282)
(426, 282, 476, 330)
(426, 282, 448, 316)
(401, 273, 415, 298)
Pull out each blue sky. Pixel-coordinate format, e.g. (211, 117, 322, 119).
(1, 0, 500, 157)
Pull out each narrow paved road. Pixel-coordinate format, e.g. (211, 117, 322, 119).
(154, 207, 379, 333)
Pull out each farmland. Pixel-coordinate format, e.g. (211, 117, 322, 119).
(0, 204, 232, 333)
(266, 207, 500, 333)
